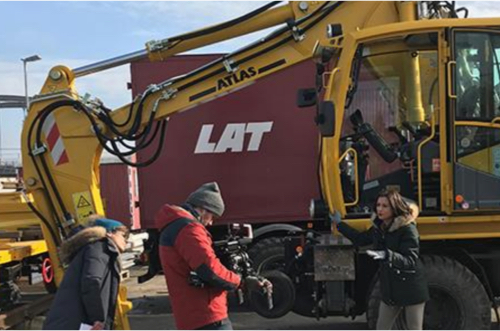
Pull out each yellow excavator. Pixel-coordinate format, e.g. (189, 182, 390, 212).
(3, 1, 500, 329)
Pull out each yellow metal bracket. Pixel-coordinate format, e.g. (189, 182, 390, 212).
(114, 285, 132, 330)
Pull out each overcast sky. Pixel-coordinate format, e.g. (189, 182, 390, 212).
(0, 1, 498, 164)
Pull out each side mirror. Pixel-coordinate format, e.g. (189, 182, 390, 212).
(297, 88, 317, 108)
(316, 101, 335, 137)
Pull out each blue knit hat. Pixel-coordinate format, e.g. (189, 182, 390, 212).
(94, 218, 125, 233)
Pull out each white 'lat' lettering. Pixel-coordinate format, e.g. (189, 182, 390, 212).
(194, 122, 274, 154)
(194, 124, 216, 154)
(246, 122, 273, 151)
(214, 123, 246, 153)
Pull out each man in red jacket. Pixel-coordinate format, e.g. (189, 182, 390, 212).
(156, 182, 271, 330)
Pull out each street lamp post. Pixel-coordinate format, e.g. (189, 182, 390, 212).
(21, 54, 42, 116)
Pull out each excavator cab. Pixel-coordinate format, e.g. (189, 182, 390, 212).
(330, 31, 440, 216)
(325, 23, 500, 218)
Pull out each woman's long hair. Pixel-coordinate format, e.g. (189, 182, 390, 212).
(374, 189, 412, 218)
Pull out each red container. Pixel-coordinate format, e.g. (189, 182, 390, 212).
(100, 160, 140, 229)
(130, 55, 321, 229)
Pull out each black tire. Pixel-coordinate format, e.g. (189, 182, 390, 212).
(367, 255, 491, 330)
(248, 237, 316, 317)
(248, 270, 295, 319)
(248, 237, 285, 272)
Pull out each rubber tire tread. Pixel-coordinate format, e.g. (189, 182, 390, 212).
(366, 255, 491, 330)
(248, 237, 285, 272)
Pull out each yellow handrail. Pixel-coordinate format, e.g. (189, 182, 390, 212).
(447, 61, 457, 99)
(417, 111, 437, 209)
(323, 67, 341, 89)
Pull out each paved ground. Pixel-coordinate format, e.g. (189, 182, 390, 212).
(14, 268, 366, 330)
(17, 267, 500, 330)
(124, 271, 367, 330)
(14, 266, 500, 329)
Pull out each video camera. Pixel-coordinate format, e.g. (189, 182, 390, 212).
(213, 224, 255, 278)
(189, 224, 273, 309)
(188, 224, 256, 287)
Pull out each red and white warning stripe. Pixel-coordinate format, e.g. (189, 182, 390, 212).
(42, 113, 69, 166)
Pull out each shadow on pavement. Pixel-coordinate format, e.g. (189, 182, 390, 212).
(129, 294, 368, 330)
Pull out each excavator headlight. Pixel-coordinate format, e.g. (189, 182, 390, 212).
(310, 199, 328, 220)
(312, 41, 335, 64)
(327, 24, 343, 39)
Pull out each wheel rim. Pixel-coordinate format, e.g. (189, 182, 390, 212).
(423, 285, 463, 330)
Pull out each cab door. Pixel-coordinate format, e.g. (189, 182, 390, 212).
(450, 30, 500, 211)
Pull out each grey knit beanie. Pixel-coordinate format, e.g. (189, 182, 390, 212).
(185, 182, 225, 217)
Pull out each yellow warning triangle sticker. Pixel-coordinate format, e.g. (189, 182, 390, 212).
(77, 195, 91, 208)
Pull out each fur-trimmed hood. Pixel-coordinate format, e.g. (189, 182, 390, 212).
(60, 226, 107, 264)
(371, 202, 419, 232)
